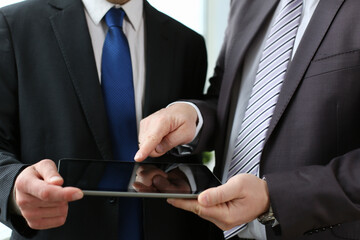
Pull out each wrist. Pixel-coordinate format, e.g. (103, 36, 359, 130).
(257, 204, 276, 225)
(257, 177, 275, 225)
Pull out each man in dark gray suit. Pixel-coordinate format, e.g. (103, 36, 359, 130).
(0, 0, 224, 239)
(136, 0, 360, 239)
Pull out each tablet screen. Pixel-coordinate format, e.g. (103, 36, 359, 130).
(58, 158, 221, 198)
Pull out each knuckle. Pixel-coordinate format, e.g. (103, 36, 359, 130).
(162, 136, 174, 148)
(222, 217, 235, 230)
(16, 197, 30, 208)
(159, 111, 173, 125)
(231, 175, 243, 191)
(38, 188, 51, 201)
(38, 159, 56, 171)
(155, 116, 168, 127)
(181, 129, 195, 144)
(27, 216, 67, 230)
(38, 159, 51, 167)
(15, 173, 27, 189)
(22, 210, 34, 221)
(57, 216, 67, 226)
(193, 205, 202, 216)
(139, 118, 146, 126)
(139, 118, 149, 131)
(215, 188, 225, 204)
(146, 134, 159, 145)
(40, 159, 53, 165)
(59, 204, 69, 216)
(27, 219, 41, 230)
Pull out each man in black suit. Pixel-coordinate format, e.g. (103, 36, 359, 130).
(136, 0, 360, 239)
(0, 0, 223, 239)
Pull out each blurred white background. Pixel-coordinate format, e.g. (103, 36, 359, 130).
(0, 0, 23, 7)
(0, 0, 230, 239)
(148, 0, 230, 90)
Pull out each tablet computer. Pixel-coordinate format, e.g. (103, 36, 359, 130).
(58, 158, 221, 198)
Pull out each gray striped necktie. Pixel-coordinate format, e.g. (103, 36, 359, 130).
(224, 0, 303, 238)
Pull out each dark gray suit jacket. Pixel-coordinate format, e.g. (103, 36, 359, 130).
(0, 0, 223, 239)
(192, 0, 360, 239)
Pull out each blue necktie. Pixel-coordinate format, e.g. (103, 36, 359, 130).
(102, 7, 138, 161)
(101, 8, 142, 240)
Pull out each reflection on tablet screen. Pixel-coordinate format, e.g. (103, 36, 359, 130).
(58, 159, 221, 198)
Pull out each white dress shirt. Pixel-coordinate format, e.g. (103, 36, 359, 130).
(82, 0, 145, 127)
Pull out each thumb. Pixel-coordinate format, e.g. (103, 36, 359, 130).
(198, 181, 239, 207)
(35, 159, 64, 186)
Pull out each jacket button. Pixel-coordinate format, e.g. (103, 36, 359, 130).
(109, 198, 117, 204)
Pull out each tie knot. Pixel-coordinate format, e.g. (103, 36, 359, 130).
(105, 8, 125, 28)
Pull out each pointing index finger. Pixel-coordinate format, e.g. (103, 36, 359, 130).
(135, 115, 172, 161)
(135, 134, 162, 162)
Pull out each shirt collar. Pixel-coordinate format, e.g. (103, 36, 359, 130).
(82, 0, 143, 31)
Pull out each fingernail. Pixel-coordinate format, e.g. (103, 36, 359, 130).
(204, 195, 209, 205)
(200, 194, 209, 206)
(155, 144, 164, 153)
(72, 191, 84, 201)
(134, 152, 143, 161)
(49, 176, 62, 183)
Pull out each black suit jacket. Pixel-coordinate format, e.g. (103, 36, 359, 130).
(192, 0, 360, 239)
(0, 0, 223, 239)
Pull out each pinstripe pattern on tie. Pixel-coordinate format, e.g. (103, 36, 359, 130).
(224, 0, 303, 238)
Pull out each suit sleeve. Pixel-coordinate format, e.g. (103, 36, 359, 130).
(0, 10, 35, 237)
(266, 149, 360, 238)
(190, 27, 229, 154)
(187, 34, 207, 99)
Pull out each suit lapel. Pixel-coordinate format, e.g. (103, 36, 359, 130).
(215, 0, 279, 179)
(265, 0, 345, 143)
(142, 1, 171, 117)
(48, 0, 113, 159)
(218, 0, 278, 128)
